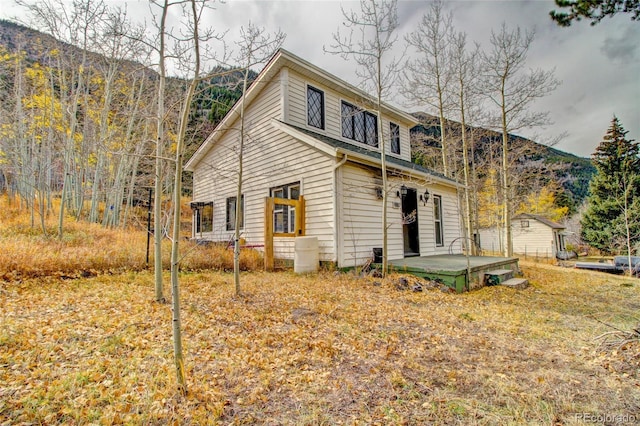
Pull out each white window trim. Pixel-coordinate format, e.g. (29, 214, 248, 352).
(433, 194, 444, 247)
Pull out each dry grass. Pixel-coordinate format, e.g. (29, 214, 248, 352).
(1, 268, 638, 424)
(0, 195, 262, 281)
(1, 195, 639, 424)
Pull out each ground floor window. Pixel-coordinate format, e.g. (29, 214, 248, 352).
(192, 202, 213, 234)
(271, 182, 300, 233)
(434, 195, 444, 247)
(226, 195, 244, 231)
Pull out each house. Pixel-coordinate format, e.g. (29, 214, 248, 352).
(185, 49, 463, 269)
(478, 213, 567, 259)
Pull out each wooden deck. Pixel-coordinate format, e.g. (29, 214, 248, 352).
(389, 254, 520, 292)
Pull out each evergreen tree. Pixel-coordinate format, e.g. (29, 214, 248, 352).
(581, 116, 640, 254)
(550, 0, 640, 26)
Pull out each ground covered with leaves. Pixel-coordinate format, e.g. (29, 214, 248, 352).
(1, 262, 638, 425)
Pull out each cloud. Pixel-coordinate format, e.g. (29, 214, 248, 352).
(0, 0, 637, 158)
(600, 25, 640, 63)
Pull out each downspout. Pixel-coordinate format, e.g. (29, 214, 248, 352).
(333, 154, 348, 267)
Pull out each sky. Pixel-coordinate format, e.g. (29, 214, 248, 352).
(2, 0, 638, 158)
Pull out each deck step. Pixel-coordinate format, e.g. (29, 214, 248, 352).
(484, 269, 514, 286)
(500, 278, 529, 289)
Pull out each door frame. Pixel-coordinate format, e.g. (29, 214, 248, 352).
(401, 187, 420, 257)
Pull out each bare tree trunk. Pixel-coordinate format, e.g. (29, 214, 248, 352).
(234, 68, 248, 295)
(169, 0, 207, 394)
(154, 0, 169, 303)
(500, 101, 512, 257)
(482, 24, 559, 257)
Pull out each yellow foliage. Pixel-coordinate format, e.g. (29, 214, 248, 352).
(516, 185, 568, 222)
(477, 168, 503, 228)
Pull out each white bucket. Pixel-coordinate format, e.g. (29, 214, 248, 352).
(294, 236, 319, 273)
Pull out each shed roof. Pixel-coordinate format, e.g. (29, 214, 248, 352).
(514, 213, 565, 229)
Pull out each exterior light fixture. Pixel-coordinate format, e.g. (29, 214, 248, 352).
(420, 189, 430, 205)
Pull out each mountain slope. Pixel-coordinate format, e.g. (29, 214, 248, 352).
(410, 112, 595, 211)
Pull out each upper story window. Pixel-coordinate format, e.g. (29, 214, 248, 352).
(341, 101, 378, 147)
(390, 122, 400, 155)
(307, 86, 324, 130)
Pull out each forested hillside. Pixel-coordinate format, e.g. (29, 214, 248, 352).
(411, 112, 595, 217)
(1, 18, 592, 233)
(0, 19, 253, 218)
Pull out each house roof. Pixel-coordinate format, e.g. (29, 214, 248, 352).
(274, 120, 458, 187)
(514, 213, 565, 229)
(185, 48, 419, 172)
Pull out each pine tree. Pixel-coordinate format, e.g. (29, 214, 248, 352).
(581, 116, 640, 254)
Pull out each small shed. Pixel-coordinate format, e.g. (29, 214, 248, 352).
(478, 213, 567, 259)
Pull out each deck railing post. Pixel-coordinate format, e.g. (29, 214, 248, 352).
(264, 197, 274, 271)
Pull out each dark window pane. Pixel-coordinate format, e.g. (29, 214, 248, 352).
(354, 111, 365, 143)
(226, 196, 243, 231)
(226, 197, 236, 231)
(434, 195, 443, 246)
(202, 203, 213, 232)
(341, 102, 353, 139)
(289, 185, 300, 200)
(274, 211, 284, 233)
(365, 113, 377, 147)
(307, 86, 324, 129)
(390, 122, 400, 154)
(289, 209, 296, 233)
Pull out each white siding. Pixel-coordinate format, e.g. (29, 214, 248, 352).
(339, 164, 401, 267)
(478, 227, 503, 254)
(338, 165, 462, 267)
(512, 220, 556, 258)
(192, 71, 337, 262)
(287, 71, 413, 163)
(479, 220, 560, 258)
(418, 184, 462, 256)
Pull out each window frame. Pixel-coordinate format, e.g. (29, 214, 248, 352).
(340, 101, 378, 148)
(226, 195, 244, 231)
(270, 182, 300, 234)
(193, 202, 213, 234)
(433, 195, 444, 247)
(306, 85, 325, 130)
(390, 122, 400, 155)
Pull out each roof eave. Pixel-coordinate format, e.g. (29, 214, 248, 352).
(335, 147, 461, 188)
